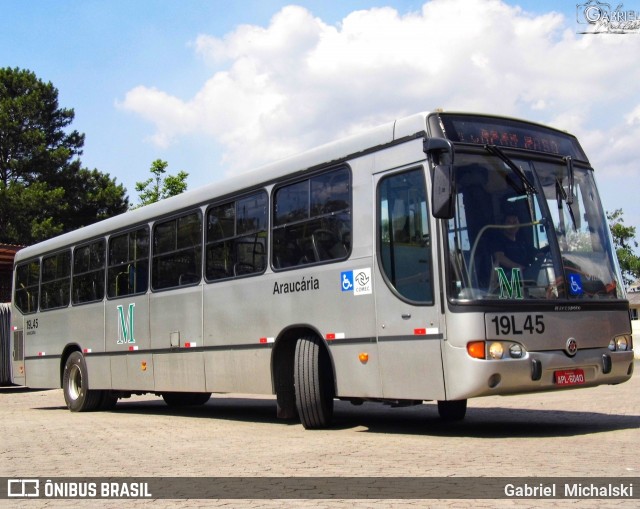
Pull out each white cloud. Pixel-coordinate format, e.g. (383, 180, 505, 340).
(119, 0, 640, 196)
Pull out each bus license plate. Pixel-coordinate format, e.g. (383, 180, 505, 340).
(554, 369, 585, 386)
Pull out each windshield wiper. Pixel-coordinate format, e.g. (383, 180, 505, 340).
(485, 144, 537, 195)
(564, 156, 574, 205)
(556, 177, 577, 230)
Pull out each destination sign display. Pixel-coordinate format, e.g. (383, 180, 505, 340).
(438, 113, 587, 160)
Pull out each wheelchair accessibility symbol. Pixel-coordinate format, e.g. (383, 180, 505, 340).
(341, 272, 354, 291)
(341, 268, 372, 295)
(569, 273, 583, 295)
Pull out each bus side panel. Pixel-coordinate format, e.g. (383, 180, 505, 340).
(203, 261, 381, 397)
(377, 339, 445, 400)
(85, 356, 112, 389)
(69, 302, 109, 388)
(318, 260, 382, 398)
(68, 302, 104, 352)
(110, 353, 155, 391)
(204, 350, 273, 394)
(203, 277, 278, 394)
(154, 352, 206, 392)
(23, 308, 69, 388)
(328, 343, 382, 398)
(24, 358, 59, 388)
(149, 286, 202, 391)
(149, 287, 202, 350)
(105, 294, 152, 391)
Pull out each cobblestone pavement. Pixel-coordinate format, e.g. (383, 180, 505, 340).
(1, 362, 638, 509)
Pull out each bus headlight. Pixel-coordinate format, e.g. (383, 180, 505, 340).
(467, 341, 528, 360)
(509, 343, 524, 359)
(615, 335, 630, 351)
(488, 342, 504, 359)
(609, 335, 632, 351)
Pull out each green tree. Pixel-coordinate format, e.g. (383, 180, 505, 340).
(607, 209, 640, 287)
(0, 67, 128, 244)
(134, 159, 188, 208)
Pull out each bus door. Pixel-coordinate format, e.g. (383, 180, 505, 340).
(374, 166, 446, 401)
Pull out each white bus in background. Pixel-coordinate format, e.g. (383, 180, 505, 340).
(10, 111, 634, 428)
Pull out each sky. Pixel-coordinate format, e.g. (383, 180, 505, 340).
(1, 0, 639, 232)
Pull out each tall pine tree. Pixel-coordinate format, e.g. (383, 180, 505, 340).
(0, 67, 129, 244)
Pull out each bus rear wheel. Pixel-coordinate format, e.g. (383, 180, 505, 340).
(437, 399, 467, 421)
(294, 335, 334, 429)
(62, 351, 102, 412)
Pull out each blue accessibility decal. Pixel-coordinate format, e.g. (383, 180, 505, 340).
(341, 271, 354, 292)
(569, 273, 583, 295)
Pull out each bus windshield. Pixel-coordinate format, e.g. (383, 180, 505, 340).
(446, 151, 624, 301)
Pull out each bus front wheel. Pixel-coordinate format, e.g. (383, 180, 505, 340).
(437, 399, 467, 421)
(62, 351, 102, 412)
(294, 335, 334, 429)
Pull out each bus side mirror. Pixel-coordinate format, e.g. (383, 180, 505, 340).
(424, 138, 455, 220)
(432, 164, 455, 219)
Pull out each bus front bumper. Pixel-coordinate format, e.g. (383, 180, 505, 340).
(443, 345, 635, 400)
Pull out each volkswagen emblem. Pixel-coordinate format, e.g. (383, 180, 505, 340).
(565, 337, 578, 356)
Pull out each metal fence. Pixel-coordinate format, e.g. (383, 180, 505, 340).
(0, 303, 11, 385)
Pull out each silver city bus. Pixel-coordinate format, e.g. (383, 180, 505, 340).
(10, 111, 634, 428)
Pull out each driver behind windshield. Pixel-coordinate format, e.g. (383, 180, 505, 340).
(493, 211, 535, 272)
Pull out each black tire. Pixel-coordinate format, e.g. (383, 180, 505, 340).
(437, 399, 467, 421)
(294, 335, 334, 429)
(162, 392, 211, 407)
(97, 391, 119, 410)
(62, 351, 102, 412)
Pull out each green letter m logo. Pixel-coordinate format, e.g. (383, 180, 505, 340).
(117, 303, 136, 344)
(495, 268, 524, 300)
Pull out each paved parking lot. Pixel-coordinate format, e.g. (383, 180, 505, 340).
(1, 362, 639, 508)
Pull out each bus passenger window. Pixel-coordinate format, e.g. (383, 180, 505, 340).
(378, 169, 433, 303)
(206, 191, 267, 281)
(72, 240, 105, 304)
(272, 167, 351, 269)
(40, 251, 71, 310)
(152, 212, 202, 290)
(14, 260, 40, 314)
(107, 227, 149, 298)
